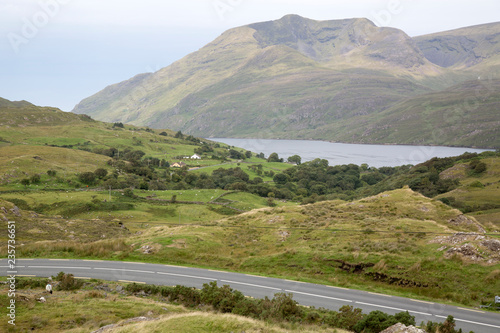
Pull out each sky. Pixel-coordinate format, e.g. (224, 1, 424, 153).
(1, 0, 499, 111)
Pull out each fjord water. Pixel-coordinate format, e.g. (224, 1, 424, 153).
(212, 138, 492, 168)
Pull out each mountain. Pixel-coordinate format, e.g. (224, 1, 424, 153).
(414, 21, 500, 69)
(72, 15, 500, 148)
(324, 79, 500, 147)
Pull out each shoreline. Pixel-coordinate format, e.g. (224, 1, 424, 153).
(207, 137, 497, 151)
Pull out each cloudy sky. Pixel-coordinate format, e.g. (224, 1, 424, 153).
(1, 0, 499, 111)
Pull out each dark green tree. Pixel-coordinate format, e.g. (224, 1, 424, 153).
(287, 154, 302, 165)
(267, 152, 283, 162)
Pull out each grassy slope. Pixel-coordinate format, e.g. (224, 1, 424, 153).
(328, 79, 500, 148)
(437, 157, 500, 228)
(0, 278, 347, 333)
(0, 100, 225, 168)
(10, 188, 497, 306)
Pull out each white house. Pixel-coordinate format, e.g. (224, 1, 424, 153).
(191, 154, 201, 159)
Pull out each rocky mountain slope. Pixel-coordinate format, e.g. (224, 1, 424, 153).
(72, 16, 500, 148)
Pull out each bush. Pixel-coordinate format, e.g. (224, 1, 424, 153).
(353, 310, 415, 333)
(78, 172, 96, 185)
(20, 178, 30, 187)
(53, 272, 83, 291)
(47, 169, 57, 177)
(94, 168, 108, 179)
(30, 174, 41, 184)
(123, 188, 136, 198)
(201, 281, 245, 313)
(325, 305, 364, 331)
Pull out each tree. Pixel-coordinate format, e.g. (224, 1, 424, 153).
(20, 178, 30, 188)
(287, 154, 301, 165)
(29, 174, 41, 184)
(245, 150, 252, 159)
(267, 152, 282, 163)
(229, 149, 245, 160)
(78, 172, 96, 185)
(159, 131, 168, 136)
(112, 122, 124, 128)
(174, 130, 184, 139)
(273, 173, 290, 185)
(94, 168, 108, 179)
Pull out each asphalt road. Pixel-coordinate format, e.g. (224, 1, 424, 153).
(2, 259, 499, 332)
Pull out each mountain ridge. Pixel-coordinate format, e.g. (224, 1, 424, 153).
(72, 15, 500, 148)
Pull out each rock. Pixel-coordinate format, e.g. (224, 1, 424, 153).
(481, 239, 500, 252)
(9, 206, 21, 217)
(95, 284, 112, 292)
(37, 297, 46, 303)
(140, 245, 154, 254)
(115, 285, 123, 292)
(448, 215, 486, 233)
(1, 207, 8, 214)
(445, 243, 483, 261)
(380, 323, 426, 333)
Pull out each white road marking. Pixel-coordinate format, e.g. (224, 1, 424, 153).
(157, 272, 215, 281)
(208, 269, 229, 273)
(369, 292, 392, 297)
(326, 285, 350, 290)
(245, 274, 267, 279)
(119, 280, 145, 284)
(123, 262, 145, 264)
(355, 301, 432, 316)
(285, 289, 352, 303)
(435, 315, 500, 329)
(411, 299, 434, 304)
(93, 268, 154, 274)
(457, 307, 485, 313)
(28, 265, 91, 270)
(221, 279, 281, 291)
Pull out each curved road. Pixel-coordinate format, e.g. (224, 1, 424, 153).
(2, 259, 499, 332)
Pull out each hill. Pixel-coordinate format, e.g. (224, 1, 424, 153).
(414, 21, 500, 70)
(72, 15, 500, 148)
(326, 79, 500, 147)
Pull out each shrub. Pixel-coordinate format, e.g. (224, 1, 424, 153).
(54, 272, 83, 291)
(94, 168, 108, 179)
(47, 169, 57, 177)
(123, 188, 136, 198)
(78, 172, 96, 185)
(325, 305, 364, 331)
(201, 281, 245, 313)
(353, 310, 415, 333)
(30, 174, 41, 184)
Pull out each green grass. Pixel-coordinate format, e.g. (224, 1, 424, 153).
(6, 188, 498, 307)
(0, 277, 186, 333)
(0, 276, 348, 333)
(436, 157, 500, 230)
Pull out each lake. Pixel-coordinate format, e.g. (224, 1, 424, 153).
(211, 138, 492, 168)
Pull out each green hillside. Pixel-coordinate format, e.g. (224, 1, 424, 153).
(72, 16, 500, 147)
(327, 79, 500, 148)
